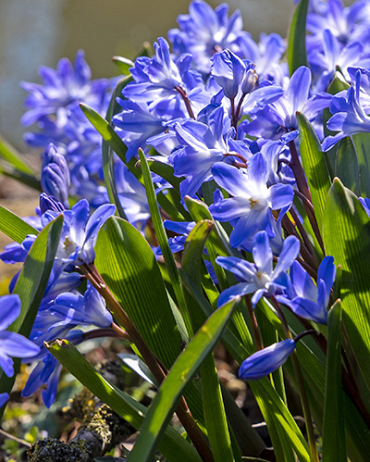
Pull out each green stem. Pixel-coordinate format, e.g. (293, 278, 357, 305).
(271, 296, 319, 462)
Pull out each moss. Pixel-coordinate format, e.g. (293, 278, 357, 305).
(28, 361, 135, 461)
(27, 437, 91, 462)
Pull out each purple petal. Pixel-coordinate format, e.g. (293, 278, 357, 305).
(252, 231, 272, 275)
(217, 282, 257, 307)
(216, 256, 257, 281)
(0, 331, 41, 358)
(269, 184, 294, 210)
(0, 295, 21, 331)
(273, 235, 300, 278)
(286, 66, 311, 113)
(211, 162, 248, 197)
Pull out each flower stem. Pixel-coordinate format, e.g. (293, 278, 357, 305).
(245, 296, 264, 351)
(271, 296, 319, 462)
(175, 86, 196, 120)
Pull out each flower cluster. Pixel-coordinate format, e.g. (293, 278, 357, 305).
(5, 0, 370, 409)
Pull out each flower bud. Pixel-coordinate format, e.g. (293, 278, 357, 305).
(238, 339, 296, 380)
(41, 143, 70, 208)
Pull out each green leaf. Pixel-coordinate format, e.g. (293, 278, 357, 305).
(0, 206, 38, 243)
(126, 299, 237, 462)
(200, 354, 236, 462)
(181, 220, 236, 462)
(0, 135, 35, 174)
(297, 112, 331, 232)
(47, 339, 202, 462)
(0, 215, 63, 416)
(95, 217, 205, 424)
(287, 0, 308, 75)
(335, 136, 360, 195)
(322, 300, 346, 462)
(352, 132, 370, 197)
(112, 56, 134, 75)
(139, 149, 192, 336)
(323, 178, 370, 392)
(95, 217, 182, 368)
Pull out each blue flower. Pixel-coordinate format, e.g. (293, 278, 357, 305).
(216, 231, 300, 307)
(169, 104, 251, 198)
(306, 0, 370, 53)
(22, 330, 83, 408)
(21, 50, 111, 126)
(308, 29, 368, 92)
(322, 69, 370, 151)
(50, 283, 113, 329)
(113, 100, 167, 160)
(243, 66, 331, 140)
(360, 196, 370, 217)
(0, 295, 40, 377)
(43, 199, 115, 265)
(238, 339, 296, 380)
(238, 33, 286, 85)
(276, 256, 336, 325)
(122, 38, 208, 119)
(168, 0, 252, 73)
(210, 153, 294, 248)
(210, 50, 250, 100)
(156, 221, 196, 255)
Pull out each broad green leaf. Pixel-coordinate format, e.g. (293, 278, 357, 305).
(127, 299, 237, 462)
(323, 178, 370, 393)
(95, 217, 204, 423)
(0, 215, 63, 416)
(80, 102, 142, 182)
(0, 206, 38, 243)
(139, 150, 192, 336)
(322, 300, 346, 462)
(181, 220, 236, 462)
(112, 56, 134, 74)
(335, 136, 360, 195)
(352, 132, 370, 197)
(95, 217, 181, 368)
(47, 339, 202, 462)
(287, 0, 308, 75)
(297, 112, 331, 232)
(0, 135, 35, 174)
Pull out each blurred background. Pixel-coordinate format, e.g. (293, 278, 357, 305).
(0, 0, 353, 149)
